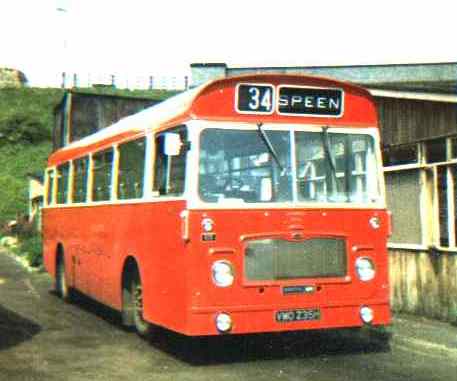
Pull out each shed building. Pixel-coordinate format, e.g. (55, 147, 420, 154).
(53, 90, 161, 151)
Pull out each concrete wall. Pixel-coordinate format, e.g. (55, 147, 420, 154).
(390, 249, 457, 323)
(190, 63, 227, 88)
(190, 62, 457, 93)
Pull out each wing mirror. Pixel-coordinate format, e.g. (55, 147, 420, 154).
(164, 133, 182, 156)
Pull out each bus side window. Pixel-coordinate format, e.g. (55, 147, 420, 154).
(153, 127, 187, 196)
(118, 138, 146, 199)
(56, 162, 70, 204)
(73, 156, 89, 203)
(46, 169, 55, 206)
(92, 148, 114, 202)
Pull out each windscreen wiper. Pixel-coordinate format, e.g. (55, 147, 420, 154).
(321, 126, 339, 193)
(256, 123, 285, 175)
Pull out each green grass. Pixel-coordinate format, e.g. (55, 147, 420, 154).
(0, 142, 52, 222)
(0, 88, 64, 127)
(0, 87, 62, 222)
(0, 88, 63, 144)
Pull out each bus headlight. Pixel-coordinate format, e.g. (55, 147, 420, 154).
(212, 260, 234, 287)
(355, 257, 375, 281)
(369, 216, 381, 229)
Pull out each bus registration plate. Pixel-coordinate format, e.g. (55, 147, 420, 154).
(276, 308, 321, 322)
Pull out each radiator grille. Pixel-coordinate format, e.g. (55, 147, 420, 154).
(245, 238, 346, 281)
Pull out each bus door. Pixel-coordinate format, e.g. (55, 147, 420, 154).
(144, 127, 189, 320)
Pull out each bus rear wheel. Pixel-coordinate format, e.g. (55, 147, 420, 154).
(55, 256, 73, 302)
(130, 271, 154, 338)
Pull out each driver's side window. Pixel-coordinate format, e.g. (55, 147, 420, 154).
(153, 126, 187, 196)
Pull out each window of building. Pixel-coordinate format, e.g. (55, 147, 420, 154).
(118, 138, 146, 199)
(56, 162, 70, 204)
(426, 138, 447, 163)
(430, 136, 457, 249)
(451, 137, 457, 159)
(46, 169, 55, 206)
(92, 149, 114, 202)
(436, 163, 457, 248)
(385, 169, 423, 245)
(437, 166, 449, 247)
(72, 156, 89, 203)
(384, 137, 457, 250)
(153, 127, 187, 196)
(454, 165, 457, 246)
(382, 144, 418, 166)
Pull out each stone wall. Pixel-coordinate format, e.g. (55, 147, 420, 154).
(0, 68, 27, 88)
(390, 249, 457, 323)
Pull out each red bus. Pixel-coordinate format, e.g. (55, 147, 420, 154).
(43, 74, 391, 338)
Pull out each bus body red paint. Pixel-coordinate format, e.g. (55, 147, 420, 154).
(43, 74, 390, 336)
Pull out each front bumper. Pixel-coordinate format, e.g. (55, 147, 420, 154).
(182, 302, 391, 336)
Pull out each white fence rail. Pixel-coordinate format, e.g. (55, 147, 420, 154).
(60, 72, 189, 90)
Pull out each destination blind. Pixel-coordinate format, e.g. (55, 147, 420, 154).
(235, 83, 343, 117)
(278, 86, 343, 116)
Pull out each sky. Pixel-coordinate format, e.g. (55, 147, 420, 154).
(1, 0, 456, 88)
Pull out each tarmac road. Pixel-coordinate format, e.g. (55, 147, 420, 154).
(1, 249, 457, 381)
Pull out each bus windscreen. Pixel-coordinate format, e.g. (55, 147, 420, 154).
(198, 127, 380, 204)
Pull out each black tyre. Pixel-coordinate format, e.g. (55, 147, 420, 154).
(130, 270, 154, 337)
(55, 256, 73, 302)
(368, 325, 392, 351)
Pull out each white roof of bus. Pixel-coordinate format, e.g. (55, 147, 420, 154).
(62, 85, 203, 150)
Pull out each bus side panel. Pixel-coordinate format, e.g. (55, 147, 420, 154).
(42, 208, 58, 279)
(44, 206, 107, 297)
(42, 200, 190, 333)
(134, 200, 189, 333)
(43, 207, 79, 289)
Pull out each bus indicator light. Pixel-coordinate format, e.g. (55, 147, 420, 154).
(215, 313, 232, 333)
(202, 218, 214, 232)
(369, 216, 381, 229)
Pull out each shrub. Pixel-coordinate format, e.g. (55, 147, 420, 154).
(0, 215, 43, 268)
(20, 233, 43, 267)
(0, 112, 50, 145)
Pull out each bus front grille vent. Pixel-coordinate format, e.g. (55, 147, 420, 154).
(245, 237, 347, 281)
